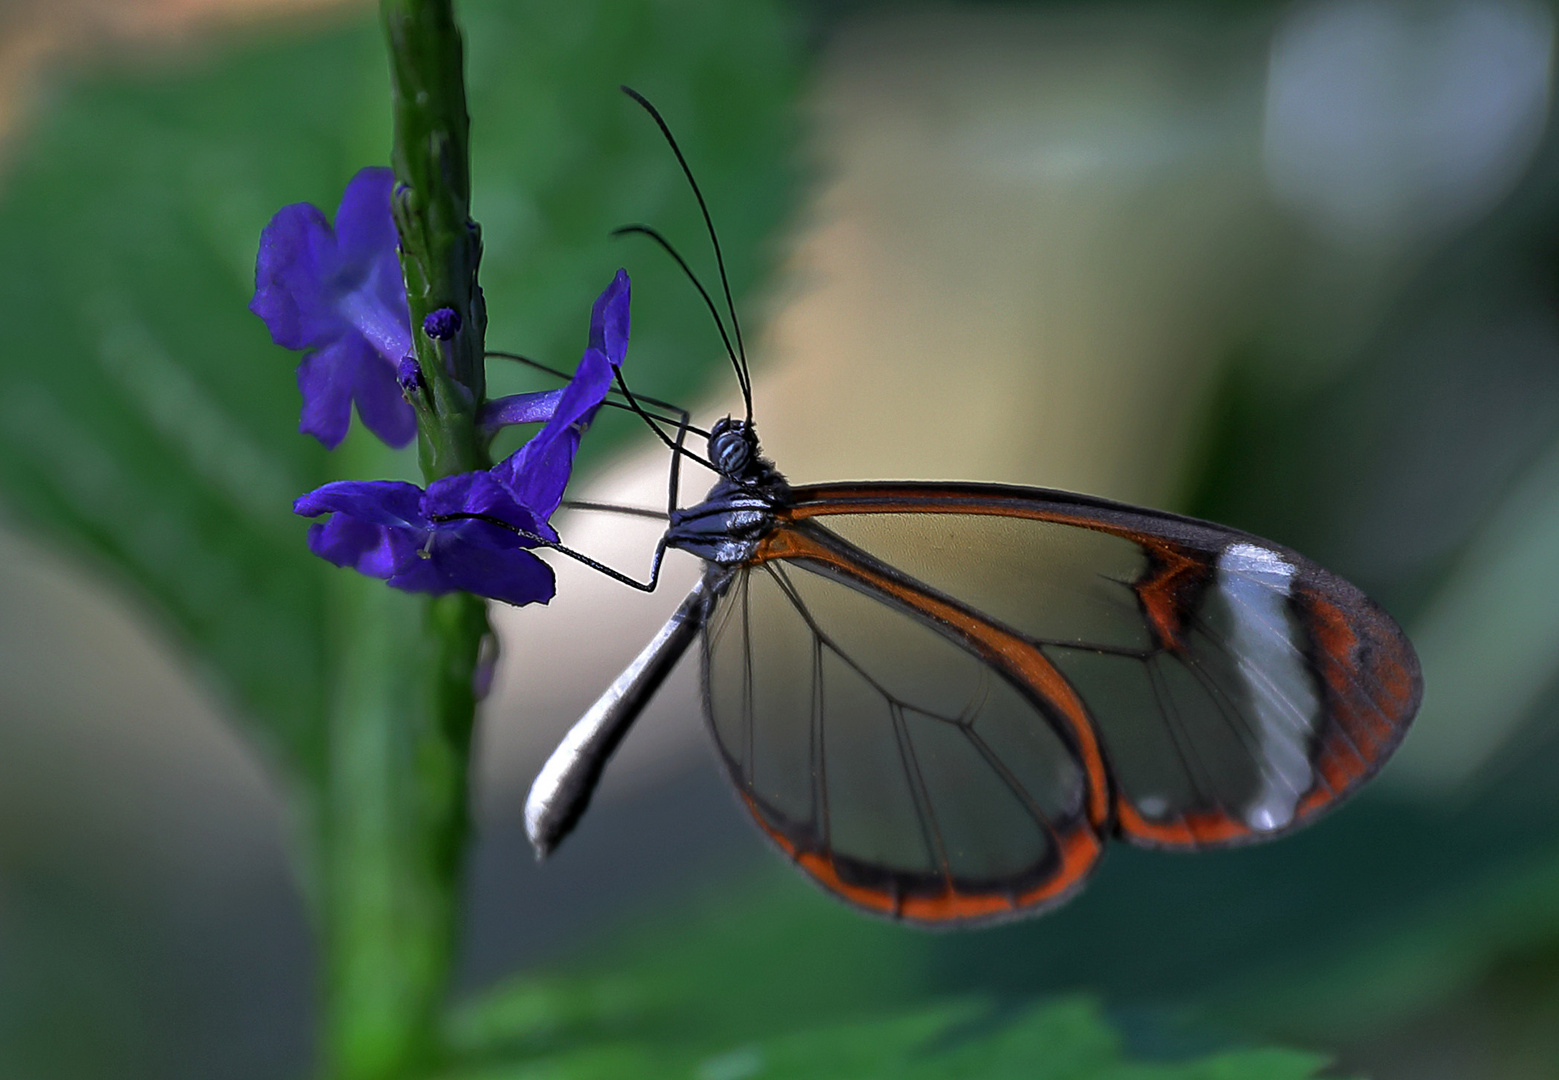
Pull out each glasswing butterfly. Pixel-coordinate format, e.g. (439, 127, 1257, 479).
(517, 89, 1423, 928)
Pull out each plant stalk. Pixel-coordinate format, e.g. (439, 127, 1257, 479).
(383, 0, 490, 478)
(318, 3, 492, 1077)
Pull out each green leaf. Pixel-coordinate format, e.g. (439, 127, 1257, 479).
(443, 881, 1337, 1080)
(441, 992, 1337, 1080)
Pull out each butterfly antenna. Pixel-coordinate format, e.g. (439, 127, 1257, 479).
(620, 85, 753, 425)
(611, 223, 746, 404)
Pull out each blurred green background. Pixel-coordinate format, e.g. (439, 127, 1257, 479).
(1, 0, 1558, 1077)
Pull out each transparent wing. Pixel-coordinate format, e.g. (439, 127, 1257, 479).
(767, 483, 1421, 851)
(701, 558, 1105, 927)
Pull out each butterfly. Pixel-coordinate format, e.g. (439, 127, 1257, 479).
(518, 89, 1423, 928)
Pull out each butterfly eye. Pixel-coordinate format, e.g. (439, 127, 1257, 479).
(709, 419, 753, 478)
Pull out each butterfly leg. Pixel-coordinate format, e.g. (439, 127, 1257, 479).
(430, 398, 694, 594)
(532, 390, 691, 592)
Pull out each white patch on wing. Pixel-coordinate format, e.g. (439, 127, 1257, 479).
(1216, 542, 1321, 832)
(1137, 794, 1170, 820)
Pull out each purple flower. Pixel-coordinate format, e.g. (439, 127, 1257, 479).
(292, 270, 632, 606)
(252, 167, 416, 449)
(493, 269, 629, 517)
(295, 472, 558, 606)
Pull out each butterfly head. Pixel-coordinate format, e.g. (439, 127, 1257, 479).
(706, 416, 787, 495)
(709, 417, 759, 479)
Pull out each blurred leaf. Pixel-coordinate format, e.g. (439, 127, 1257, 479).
(443, 882, 1341, 1079)
(444, 990, 1336, 1080)
(0, 0, 800, 788)
(1212, 836, 1559, 1042)
(446, 880, 924, 1059)
(1390, 436, 1559, 789)
(445, 975, 648, 1057)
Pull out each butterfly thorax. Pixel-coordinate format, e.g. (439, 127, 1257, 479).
(665, 418, 788, 565)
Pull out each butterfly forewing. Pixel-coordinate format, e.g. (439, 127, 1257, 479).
(802, 508, 1346, 835)
(702, 556, 1104, 926)
(769, 484, 1420, 853)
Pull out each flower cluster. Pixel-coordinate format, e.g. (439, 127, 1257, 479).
(253, 167, 628, 607)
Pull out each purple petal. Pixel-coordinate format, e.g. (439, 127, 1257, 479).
(294, 480, 428, 530)
(422, 470, 499, 518)
(295, 336, 360, 448)
(422, 540, 557, 607)
(251, 203, 339, 350)
(477, 388, 565, 434)
(383, 513, 538, 595)
(333, 169, 414, 364)
(337, 284, 413, 368)
(495, 347, 614, 518)
(501, 424, 584, 522)
(588, 269, 632, 368)
(333, 168, 400, 273)
(383, 552, 459, 596)
(424, 472, 559, 544)
(353, 352, 417, 448)
(306, 515, 414, 579)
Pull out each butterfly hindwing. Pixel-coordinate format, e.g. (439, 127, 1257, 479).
(700, 550, 1106, 927)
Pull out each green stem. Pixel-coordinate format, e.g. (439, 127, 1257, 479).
(317, 3, 493, 1077)
(320, 571, 483, 1080)
(383, 0, 489, 477)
